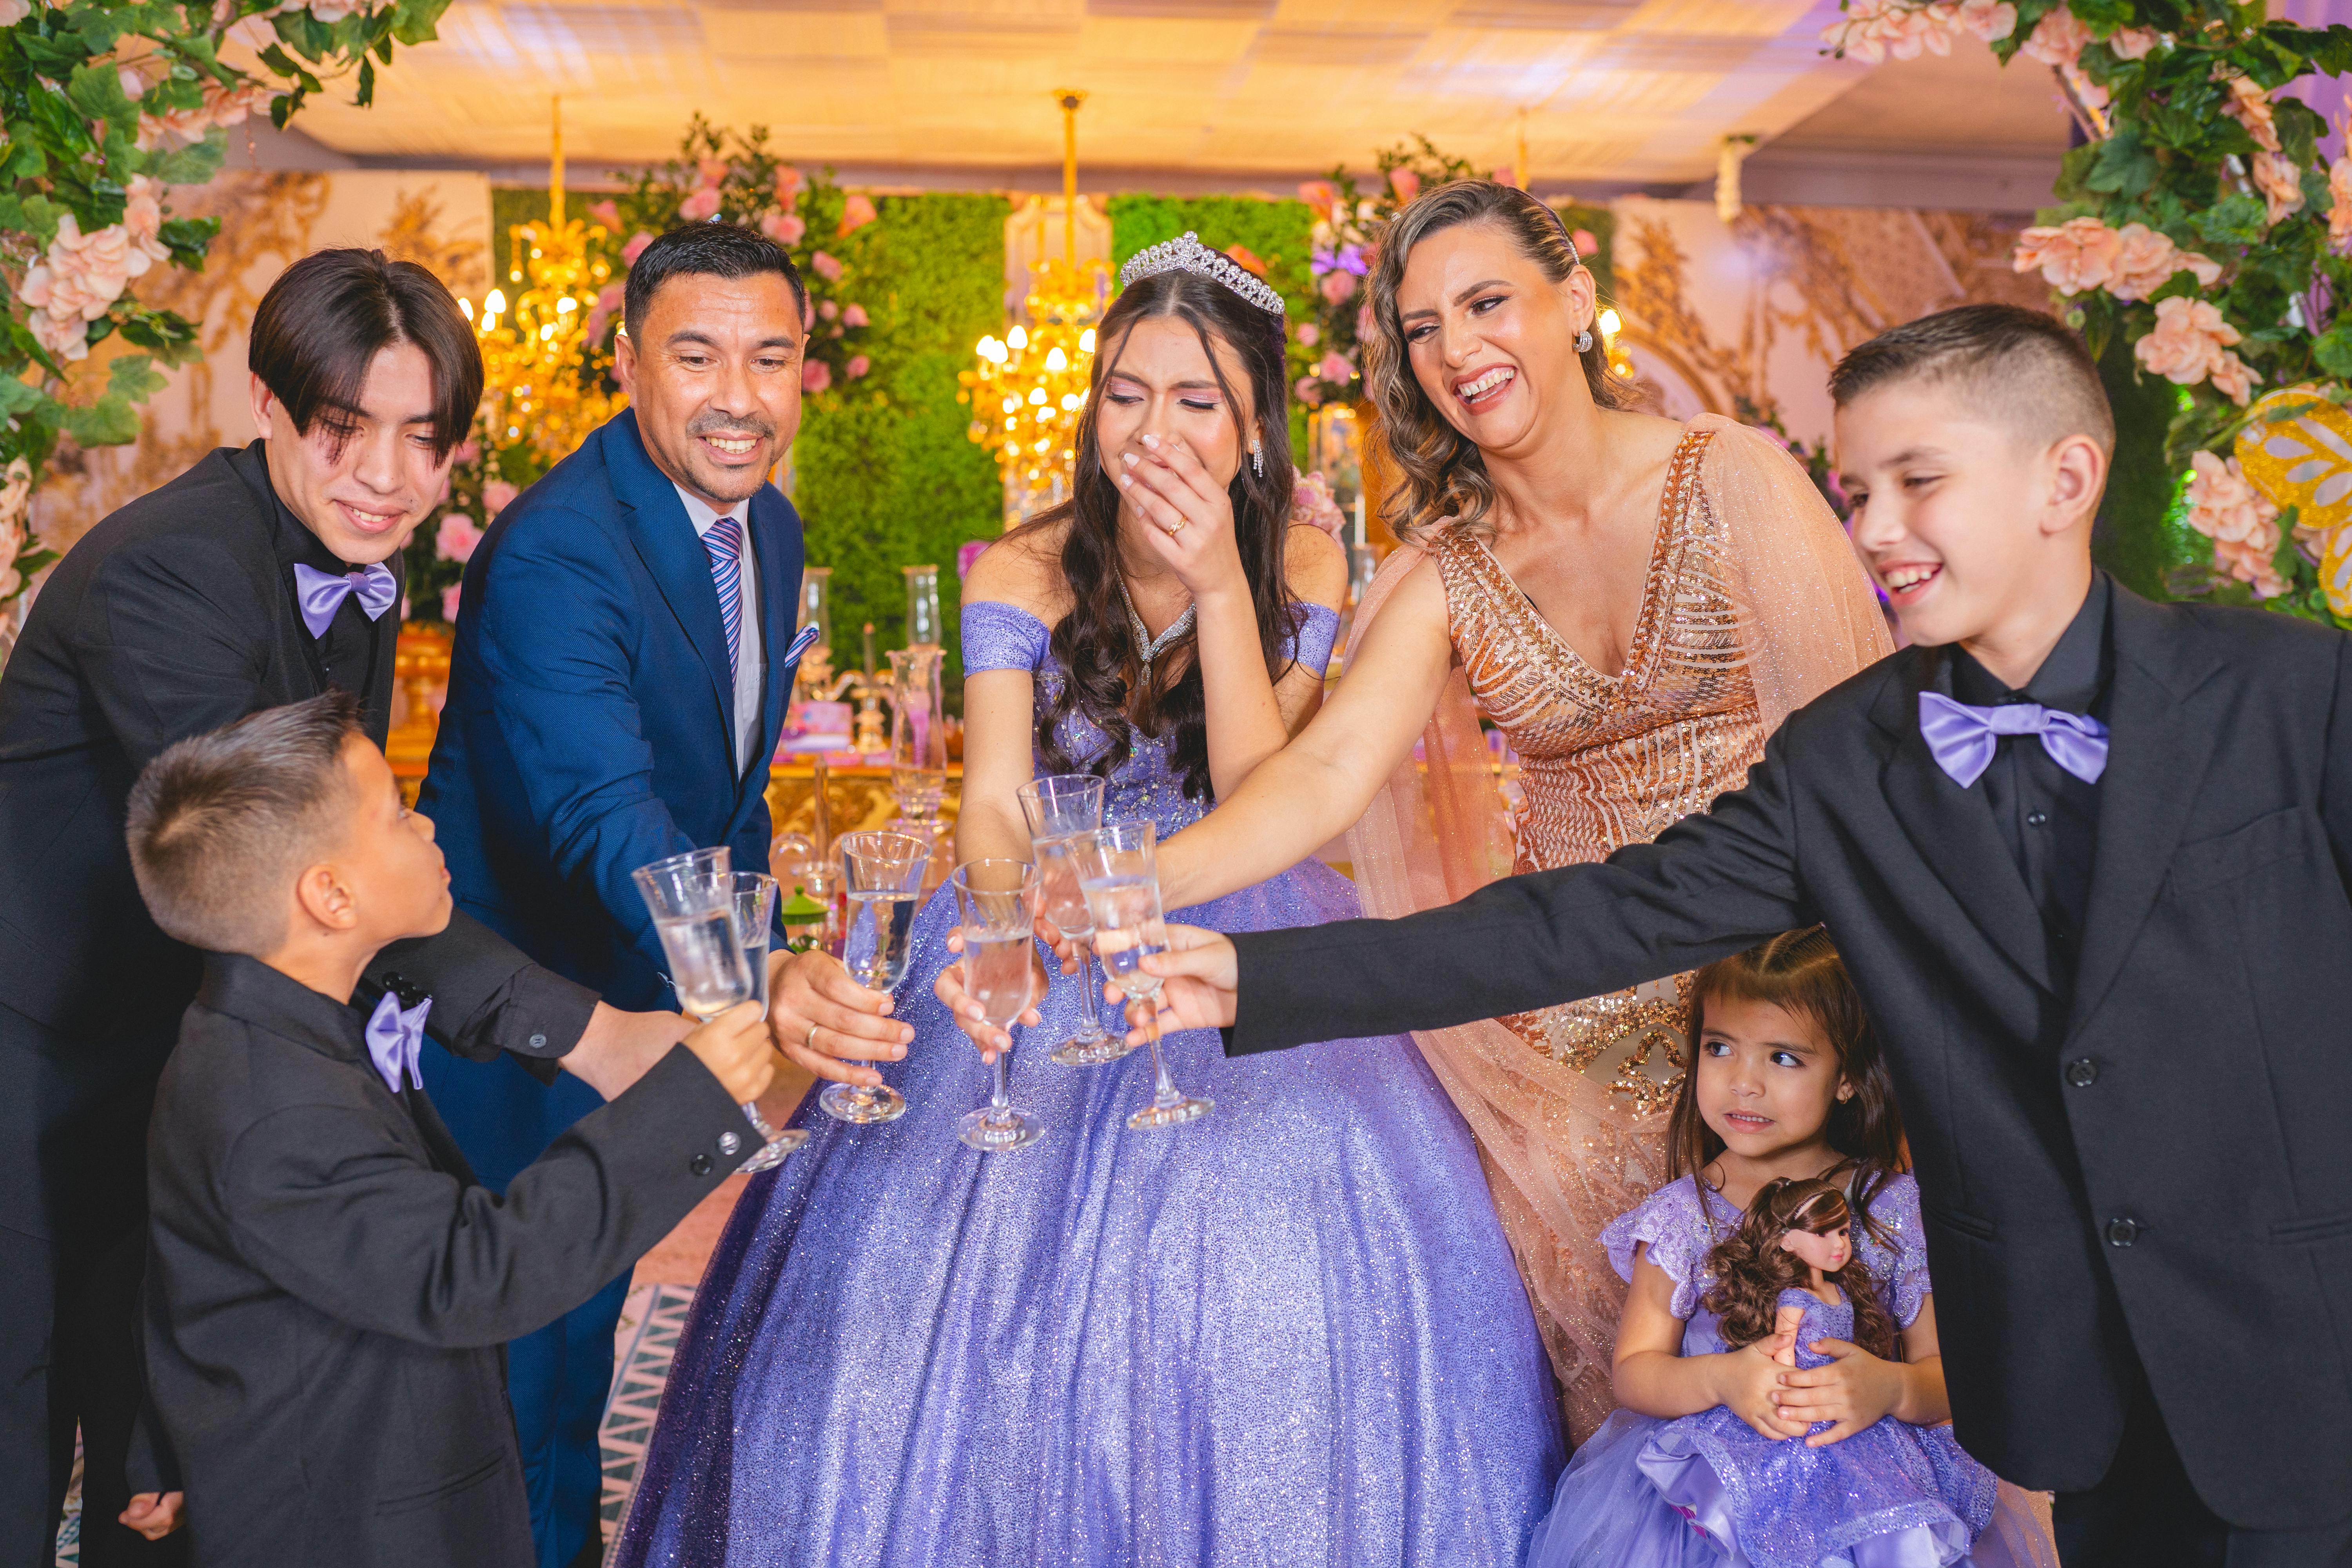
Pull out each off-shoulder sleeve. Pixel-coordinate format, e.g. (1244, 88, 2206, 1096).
(1601, 1178, 1712, 1320)
(1281, 602, 1342, 679)
(1863, 1174, 1934, 1327)
(961, 600, 1049, 674)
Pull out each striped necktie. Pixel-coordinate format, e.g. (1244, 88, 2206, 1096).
(702, 513, 744, 680)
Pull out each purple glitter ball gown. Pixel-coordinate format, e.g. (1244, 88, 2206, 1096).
(1522, 1177, 2056, 1568)
(613, 600, 1564, 1568)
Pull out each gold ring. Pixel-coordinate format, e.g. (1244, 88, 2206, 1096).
(1166, 516, 1187, 535)
(804, 1020, 820, 1051)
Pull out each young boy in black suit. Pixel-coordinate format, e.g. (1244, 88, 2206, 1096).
(118, 692, 774, 1566)
(1134, 305, 2352, 1567)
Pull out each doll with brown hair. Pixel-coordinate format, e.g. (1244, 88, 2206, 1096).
(1522, 932, 2058, 1568)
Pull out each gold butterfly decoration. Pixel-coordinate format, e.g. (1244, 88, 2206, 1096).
(2234, 388, 2352, 616)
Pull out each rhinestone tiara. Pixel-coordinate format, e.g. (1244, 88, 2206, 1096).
(1118, 232, 1285, 316)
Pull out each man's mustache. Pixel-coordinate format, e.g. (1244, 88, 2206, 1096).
(686, 412, 776, 442)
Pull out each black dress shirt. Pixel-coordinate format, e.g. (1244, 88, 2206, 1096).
(269, 488, 385, 705)
(1942, 573, 2113, 978)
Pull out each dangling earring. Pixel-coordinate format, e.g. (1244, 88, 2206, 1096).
(1576, 327, 1594, 354)
(1249, 435, 1264, 478)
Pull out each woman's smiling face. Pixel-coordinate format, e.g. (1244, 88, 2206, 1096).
(1393, 218, 1593, 457)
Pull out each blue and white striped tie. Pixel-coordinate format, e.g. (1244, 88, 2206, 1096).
(702, 514, 744, 681)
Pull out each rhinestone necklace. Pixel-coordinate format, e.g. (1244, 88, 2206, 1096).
(1115, 572, 1195, 679)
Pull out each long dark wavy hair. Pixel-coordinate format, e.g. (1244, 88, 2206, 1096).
(1664, 927, 1907, 1250)
(1362, 179, 1635, 545)
(1010, 265, 1298, 800)
(1701, 1178, 1898, 1359)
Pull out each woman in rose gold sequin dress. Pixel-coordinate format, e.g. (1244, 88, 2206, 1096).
(1155, 181, 1891, 1440)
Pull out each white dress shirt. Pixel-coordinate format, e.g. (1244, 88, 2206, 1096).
(673, 484, 764, 774)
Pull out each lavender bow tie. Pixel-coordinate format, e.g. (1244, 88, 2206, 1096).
(364, 990, 432, 1096)
(1918, 690, 2110, 789)
(292, 562, 399, 640)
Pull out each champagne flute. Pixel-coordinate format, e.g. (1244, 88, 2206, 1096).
(1015, 775, 1131, 1067)
(727, 871, 807, 1170)
(822, 830, 929, 1124)
(632, 849, 799, 1164)
(951, 858, 1046, 1152)
(1075, 822, 1213, 1131)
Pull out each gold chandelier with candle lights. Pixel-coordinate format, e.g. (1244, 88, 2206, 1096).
(959, 89, 1108, 503)
(459, 96, 622, 469)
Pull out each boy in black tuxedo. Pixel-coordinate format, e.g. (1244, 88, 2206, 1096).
(1134, 305, 2352, 1566)
(118, 693, 773, 1567)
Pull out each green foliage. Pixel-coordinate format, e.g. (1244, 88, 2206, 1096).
(0, 0, 443, 604)
(1107, 194, 1316, 455)
(790, 193, 1009, 702)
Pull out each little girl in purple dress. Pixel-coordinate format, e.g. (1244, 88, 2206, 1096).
(1525, 931, 2058, 1568)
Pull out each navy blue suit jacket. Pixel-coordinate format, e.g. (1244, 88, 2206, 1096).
(420, 410, 804, 1013)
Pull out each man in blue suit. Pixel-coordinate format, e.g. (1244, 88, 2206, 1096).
(418, 223, 911, 1567)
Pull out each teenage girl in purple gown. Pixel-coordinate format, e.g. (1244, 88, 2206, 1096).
(613, 241, 1563, 1566)
(1523, 929, 2058, 1568)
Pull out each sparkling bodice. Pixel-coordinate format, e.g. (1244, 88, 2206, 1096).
(960, 597, 1340, 839)
(1432, 425, 1765, 1108)
(1435, 424, 1764, 877)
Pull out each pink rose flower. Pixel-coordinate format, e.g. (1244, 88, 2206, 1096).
(759, 211, 806, 247)
(1951, 0, 2017, 42)
(2252, 149, 2306, 226)
(773, 165, 802, 205)
(2018, 6, 2091, 67)
(308, 0, 364, 23)
(441, 582, 464, 623)
(1388, 168, 1421, 205)
(2185, 451, 2288, 596)
(2105, 25, 2159, 59)
(1316, 351, 1354, 384)
(809, 251, 842, 282)
(2224, 75, 2282, 153)
(451, 439, 480, 469)
(842, 303, 869, 328)
(680, 187, 722, 222)
(846, 354, 870, 379)
(622, 230, 655, 265)
(2136, 296, 2256, 405)
(1298, 181, 1336, 221)
(697, 158, 732, 186)
(2209, 350, 2259, 406)
(587, 200, 622, 229)
(483, 479, 519, 518)
(1296, 322, 1320, 347)
(818, 299, 838, 321)
(802, 359, 832, 394)
(957, 537, 991, 580)
(1319, 270, 1357, 305)
(2012, 215, 2122, 296)
(1572, 228, 1598, 256)
(2330, 153, 2352, 254)
(1287, 470, 1347, 537)
(839, 193, 877, 234)
(122, 176, 169, 265)
(1293, 375, 1324, 408)
(436, 512, 483, 564)
(2102, 223, 2185, 302)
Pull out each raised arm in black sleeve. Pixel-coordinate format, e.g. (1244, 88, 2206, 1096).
(1229, 722, 1816, 1055)
(365, 915, 598, 1070)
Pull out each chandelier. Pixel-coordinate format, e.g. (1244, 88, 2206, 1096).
(960, 89, 1108, 511)
(459, 96, 622, 468)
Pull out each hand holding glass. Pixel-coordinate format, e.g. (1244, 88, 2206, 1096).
(1076, 822, 1212, 1131)
(1016, 775, 1132, 1067)
(823, 831, 929, 1124)
(951, 859, 1046, 1152)
(631, 849, 801, 1168)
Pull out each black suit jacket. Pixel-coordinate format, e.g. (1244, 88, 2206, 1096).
(137, 953, 750, 1567)
(1228, 585, 2352, 1529)
(0, 442, 595, 1236)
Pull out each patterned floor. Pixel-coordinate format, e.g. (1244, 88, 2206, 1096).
(54, 1281, 702, 1568)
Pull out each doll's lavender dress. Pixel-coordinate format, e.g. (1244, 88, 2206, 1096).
(613, 601, 1564, 1568)
(1524, 1176, 2056, 1568)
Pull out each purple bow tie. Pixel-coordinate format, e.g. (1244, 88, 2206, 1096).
(1918, 691, 2110, 789)
(364, 990, 432, 1096)
(292, 562, 399, 640)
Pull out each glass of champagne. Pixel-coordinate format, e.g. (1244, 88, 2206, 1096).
(632, 849, 795, 1161)
(727, 871, 807, 1170)
(1016, 775, 1130, 1067)
(951, 858, 1045, 1152)
(822, 830, 930, 1124)
(1074, 822, 1213, 1131)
